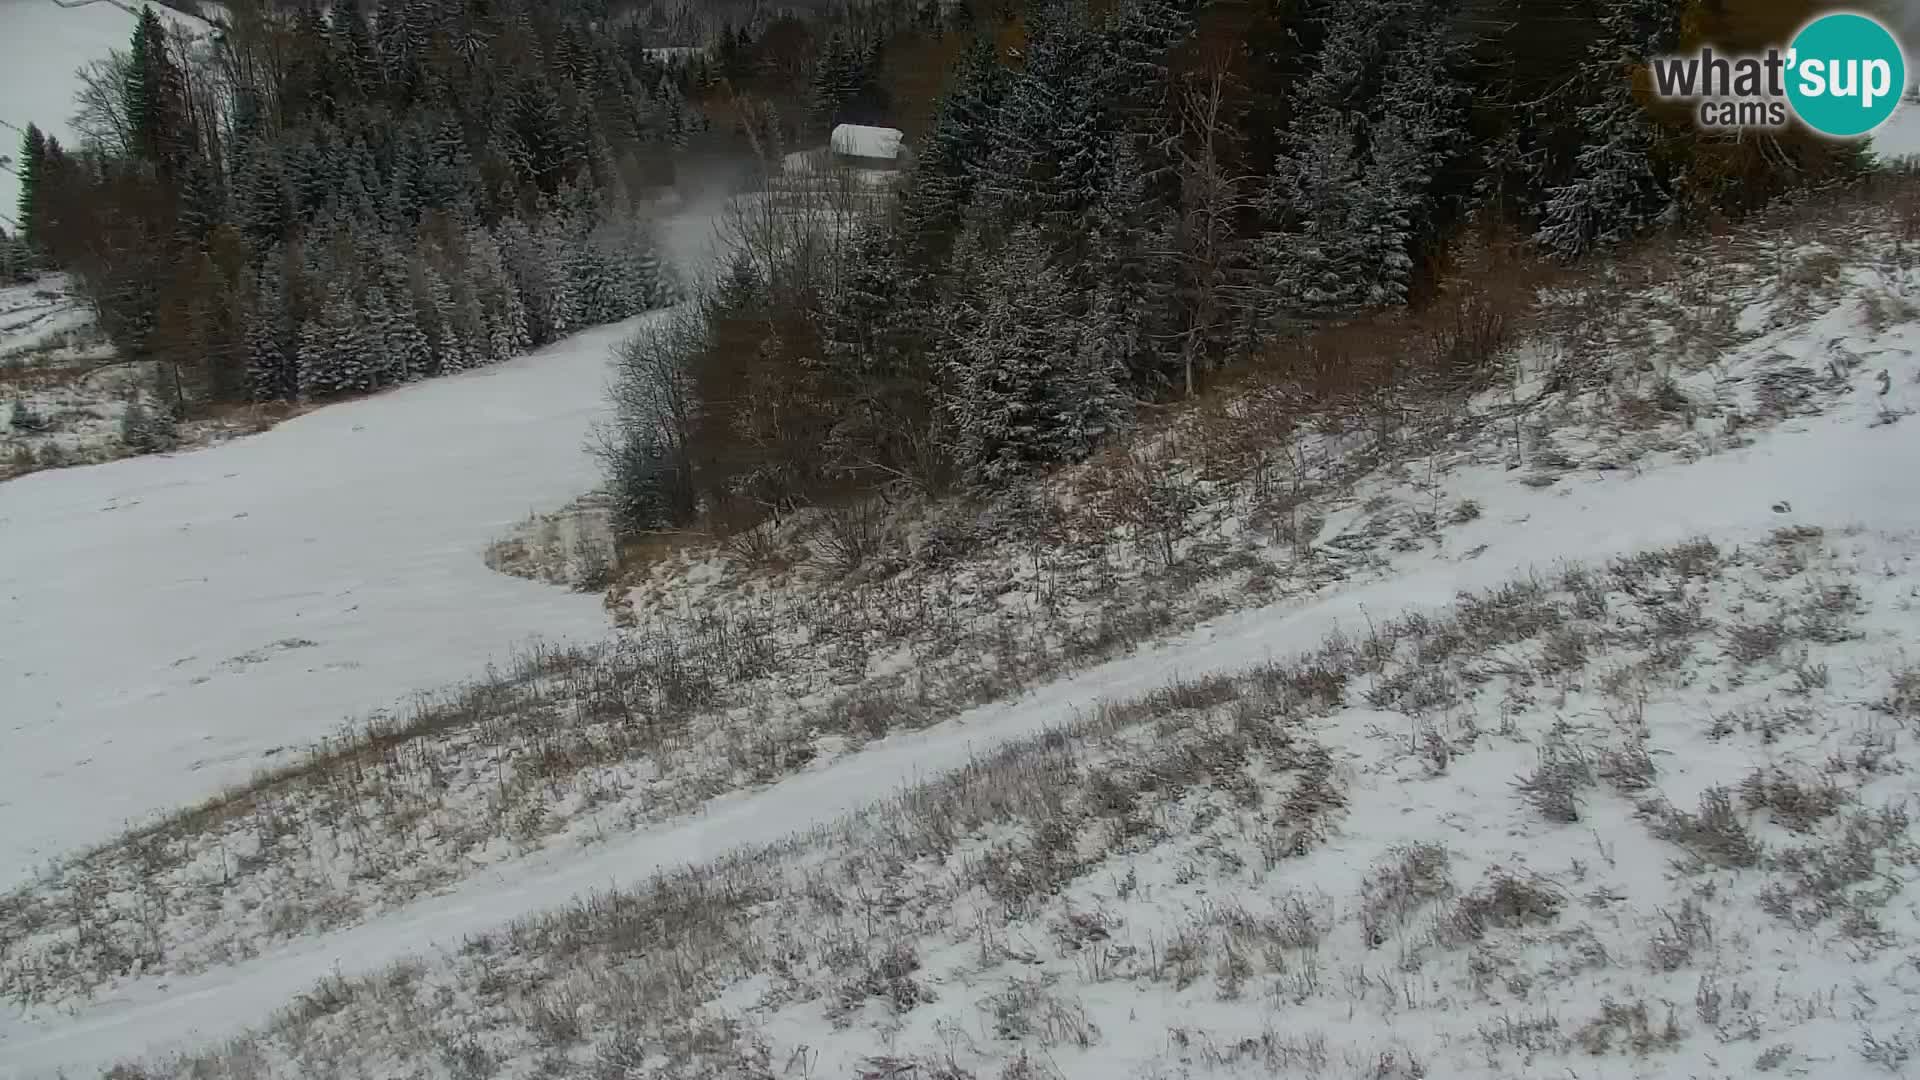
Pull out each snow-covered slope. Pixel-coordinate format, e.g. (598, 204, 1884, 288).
(3, 322, 1918, 1077)
(1873, 99, 1920, 162)
(0, 0, 207, 222)
(4, 184, 1920, 1075)
(0, 319, 637, 886)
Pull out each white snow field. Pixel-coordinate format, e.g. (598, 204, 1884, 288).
(4, 257, 1919, 1074)
(0, 0, 209, 221)
(1, 141, 1917, 1079)
(1875, 97, 1920, 162)
(0, 183, 729, 887)
(0, 318, 638, 884)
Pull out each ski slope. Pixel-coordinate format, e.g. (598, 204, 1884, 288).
(0, 0, 208, 223)
(0, 185, 727, 888)
(3, 308, 1917, 1076)
(0, 321, 638, 886)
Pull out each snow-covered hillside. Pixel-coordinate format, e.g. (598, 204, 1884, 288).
(1, 173, 1918, 1078)
(0, 0, 209, 221)
(6, 383, 1920, 1076)
(0, 319, 637, 885)
(0, 182, 732, 884)
(1875, 100, 1920, 162)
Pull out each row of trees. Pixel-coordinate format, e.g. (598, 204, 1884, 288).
(14, 0, 691, 427)
(604, 0, 1872, 534)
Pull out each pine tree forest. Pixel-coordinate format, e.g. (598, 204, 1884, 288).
(13, 0, 707, 417)
(600, 0, 1873, 535)
(8, 0, 1879, 520)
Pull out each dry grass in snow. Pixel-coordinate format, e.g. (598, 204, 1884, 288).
(102, 528, 1920, 1080)
(0, 275, 295, 480)
(8, 173, 1920, 1013)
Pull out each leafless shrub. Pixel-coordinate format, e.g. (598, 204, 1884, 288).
(836, 941, 932, 1019)
(1610, 538, 1721, 586)
(1442, 870, 1566, 945)
(1515, 737, 1595, 823)
(440, 1034, 500, 1080)
(984, 978, 1097, 1048)
(1597, 742, 1657, 792)
(524, 991, 585, 1047)
(1359, 843, 1453, 947)
(1449, 499, 1482, 524)
(723, 519, 785, 567)
(1762, 805, 1913, 933)
(815, 498, 887, 576)
(1105, 455, 1202, 569)
(1755, 1043, 1793, 1071)
(1421, 284, 1517, 388)
(1739, 768, 1850, 833)
(1538, 625, 1594, 676)
(283, 971, 357, 1025)
(1476, 1012, 1563, 1062)
(1454, 579, 1565, 650)
(1724, 615, 1789, 664)
(1647, 899, 1714, 972)
(1874, 665, 1920, 718)
(1575, 998, 1682, 1056)
(1860, 1028, 1920, 1072)
(1645, 788, 1763, 868)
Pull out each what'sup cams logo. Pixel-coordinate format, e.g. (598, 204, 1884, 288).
(1649, 10, 1907, 138)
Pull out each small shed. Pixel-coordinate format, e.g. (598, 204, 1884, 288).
(829, 124, 910, 170)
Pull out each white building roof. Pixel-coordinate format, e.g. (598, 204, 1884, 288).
(830, 124, 905, 160)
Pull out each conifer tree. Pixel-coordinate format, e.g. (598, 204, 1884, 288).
(1535, 0, 1689, 260)
(941, 225, 1125, 486)
(900, 34, 1009, 267)
(15, 125, 47, 251)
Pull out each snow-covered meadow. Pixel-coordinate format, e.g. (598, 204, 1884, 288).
(0, 317, 640, 885)
(2, 1, 1920, 1063)
(0, 167, 1917, 1078)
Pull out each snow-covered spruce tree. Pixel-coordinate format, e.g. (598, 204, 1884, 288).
(939, 224, 1127, 487)
(359, 286, 403, 387)
(1258, 0, 1466, 318)
(1096, 0, 1197, 208)
(465, 225, 532, 364)
(814, 223, 948, 488)
(424, 260, 482, 375)
(1092, 133, 1181, 389)
(899, 34, 1012, 269)
(245, 259, 298, 403)
(536, 218, 585, 341)
(15, 124, 48, 253)
(493, 218, 556, 345)
(976, 1, 1114, 245)
(810, 31, 859, 135)
(1535, 0, 1689, 260)
(296, 287, 375, 399)
(378, 251, 432, 381)
(119, 389, 176, 454)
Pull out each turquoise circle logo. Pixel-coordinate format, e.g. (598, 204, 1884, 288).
(1787, 13, 1907, 138)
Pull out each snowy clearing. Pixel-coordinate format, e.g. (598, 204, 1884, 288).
(63, 524, 1920, 1080)
(0, 316, 642, 885)
(3, 180, 1920, 1076)
(9, 426, 1920, 1076)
